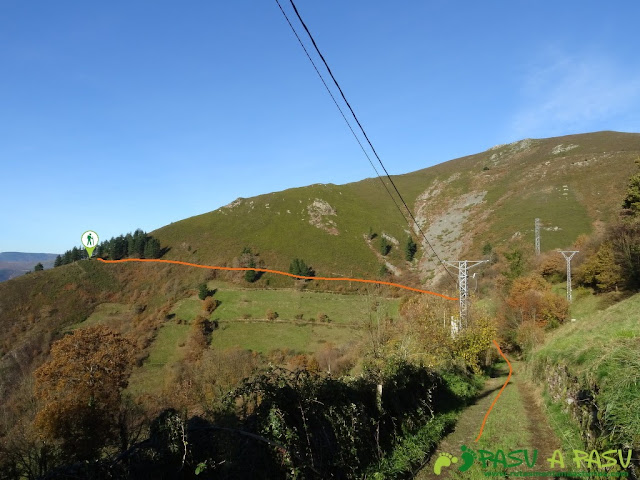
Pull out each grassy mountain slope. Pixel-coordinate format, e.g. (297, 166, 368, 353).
(153, 131, 640, 283)
(1, 130, 638, 401)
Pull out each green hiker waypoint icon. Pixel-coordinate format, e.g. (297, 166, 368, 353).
(81, 230, 99, 259)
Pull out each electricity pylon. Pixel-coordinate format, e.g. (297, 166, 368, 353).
(535, 218, 541, 255)
(559, 251, 579, 302)
(444, 260, 488, 327)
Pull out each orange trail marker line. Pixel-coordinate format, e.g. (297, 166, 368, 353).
(96, 258, 458, 301)
(475, 340, 513, 442)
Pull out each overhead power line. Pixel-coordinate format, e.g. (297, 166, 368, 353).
(276, 0, 457, 286)
(273, 0, 411, 228)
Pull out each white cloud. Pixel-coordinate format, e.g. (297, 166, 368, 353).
(510, 53, 640, 138)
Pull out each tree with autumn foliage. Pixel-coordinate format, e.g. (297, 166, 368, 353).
(505, 274, 568, 327)
(33, 326, 134, 461)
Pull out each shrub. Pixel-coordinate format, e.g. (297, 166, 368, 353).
(577, 241, 624, 292)
(608, 220, 640, 290)
(380, 237, 391, 256)
(198, 283, 210, 300)
(203, 297, 220, 314)
(289, 258, 315, 278)
(266, 310, 279, 321)
(404, 237, 417, 261)
(317, 313, 329, 323)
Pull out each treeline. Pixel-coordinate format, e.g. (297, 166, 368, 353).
(54, 229, 163, 267)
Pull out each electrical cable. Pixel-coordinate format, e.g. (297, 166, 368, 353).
(277, 0, 457, 286)
(274, 0, 411, 228)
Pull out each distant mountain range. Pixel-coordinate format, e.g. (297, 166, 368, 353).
(0, 252, 59, 282)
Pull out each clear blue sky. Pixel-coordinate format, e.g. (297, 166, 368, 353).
(2, 1, 639, 253)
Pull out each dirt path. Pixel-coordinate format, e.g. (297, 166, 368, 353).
(415, 360, 561, 479)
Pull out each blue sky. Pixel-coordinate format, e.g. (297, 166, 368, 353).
(1, 1, 639, 253)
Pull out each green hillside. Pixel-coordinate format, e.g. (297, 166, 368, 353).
(153, 131, 640, 284)
(530, 292, 640, 462)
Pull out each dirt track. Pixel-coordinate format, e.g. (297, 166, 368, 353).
(415, 360, 561, 479)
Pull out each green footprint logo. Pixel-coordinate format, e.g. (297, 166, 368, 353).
(458, 445, 476, 472)
(433, 452, 458, 475)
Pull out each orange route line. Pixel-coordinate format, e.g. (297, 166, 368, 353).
(96, 258, 458, 301)
(475, 340, 513, 442)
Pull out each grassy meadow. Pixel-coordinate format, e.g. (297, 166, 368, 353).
(125, 283, 401, 394)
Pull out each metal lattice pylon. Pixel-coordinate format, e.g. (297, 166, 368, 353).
(444, 260, 487, 328)
(559, 251, 579, 302)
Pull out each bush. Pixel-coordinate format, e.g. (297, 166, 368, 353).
(317, 313, 329, 323)
(266, 310, 279, 321)
(577, 241, 624, 292)
(404, 237, 417, 261)
(203, 297, 220, 314)
(198, 283, 210, 300)
(608, 220, 640, 290)
(289, 258, 315, 278)
(380, 237, 391, 256)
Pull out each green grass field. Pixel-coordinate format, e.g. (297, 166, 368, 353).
(210, 321, 360, 353)
(126, 285, 399, 394)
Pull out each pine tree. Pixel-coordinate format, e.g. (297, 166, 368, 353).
(133, 229, 147, 257)
(622, 166, 640, 217)
(198, 283, 210, 300)
(244, 259, 258, 283)
(110, 236, 127, 260)
(380, 237, 391, 256)
(54, 255, 62, 267)
(404, 236, 417, 261)
(289, 258, 314, 278)
(71, 247, 82, 262)
(34, 262, 44, 272)
(144, 238, 161, 259)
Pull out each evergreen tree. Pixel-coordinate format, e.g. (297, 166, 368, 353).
(110, 236, 127, 260)
(71, 247, 82, 262)
(404, 236, 417, 261)
(133, 229, 147, 257)
(54, 255, 62, 268)
(289, 258, 314, 278)
(143, 238, 161, 259)
(125, 233, 134, 256)
(198, 283, 209, 300)
(244, 259, 258, 283)
(622, 164, 640, 217)
(380, 237, 391, 256)
(62, 250, 72, 265)
(34, 262, 44, 272)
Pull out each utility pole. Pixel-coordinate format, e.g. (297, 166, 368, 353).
(444, 260, 487, 328)
(559, 251, 579, 302)
(535, 218, 541, 255)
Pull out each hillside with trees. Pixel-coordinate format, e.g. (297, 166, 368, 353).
(1, 132, 639, 478)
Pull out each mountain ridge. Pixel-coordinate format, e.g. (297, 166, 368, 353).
(152, 130, 640, 285)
